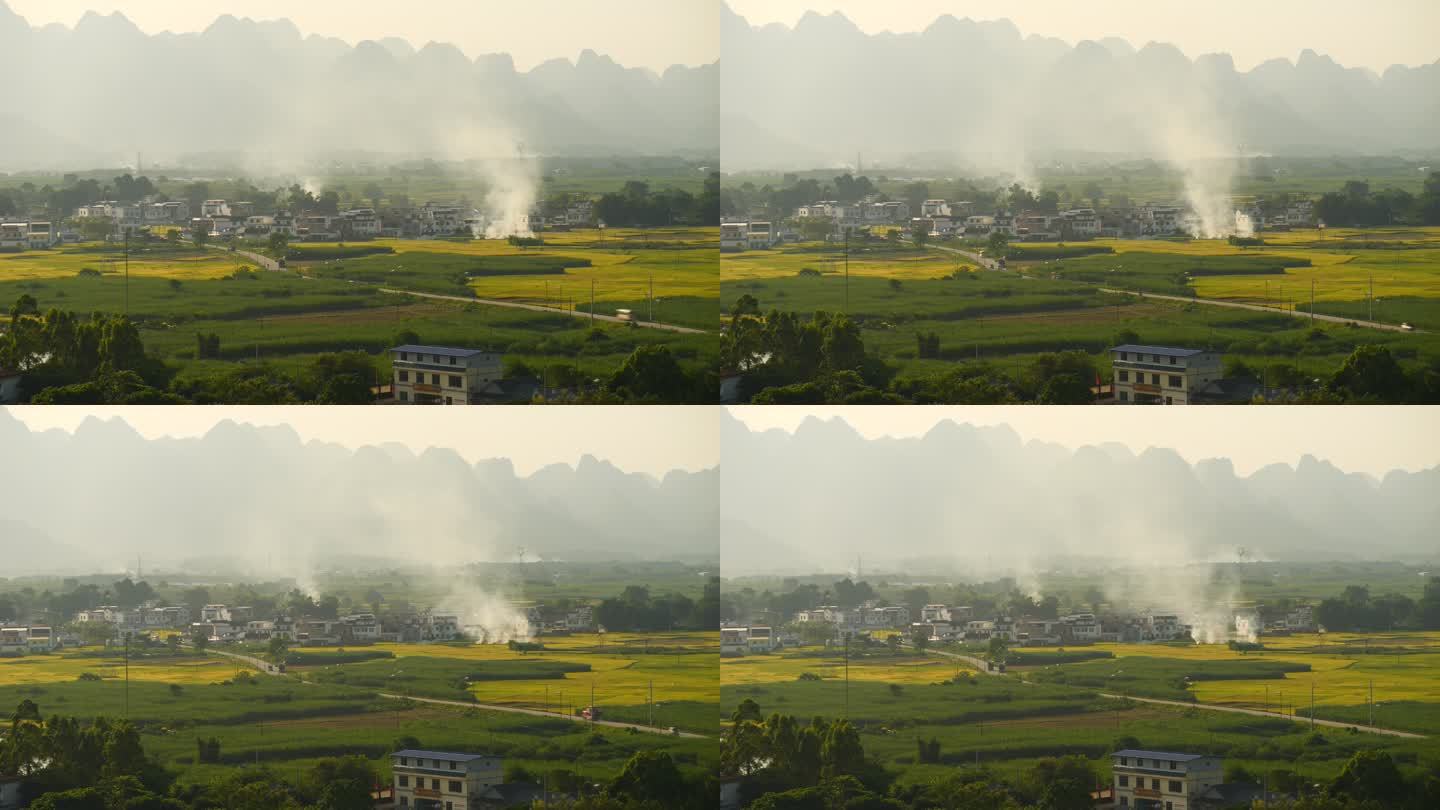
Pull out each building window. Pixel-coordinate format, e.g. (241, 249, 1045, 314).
(1118, 775, 1129, 787)
(449, 375, 462, 387)
(400, 352, 408, 361)
(1119, 391, 1128, 401)
(1118, 370, 1129, 382)
(1169, 761, 1177, 770)
(400, 757, 408, 766)
(1168, 375, 1181, 387)
(448, 781, 462, 792)
(431, 778, 440, 790)
(1151, 778, 1160, 790)
(1120, 352, 1128, 361)
(398, 371, 409, 382)
(1120, 799, 1128, 807)
(398, 776, 408, 787)
(1150, 374, 1160, 385)
(431, 374, 440, 385)
(400, 798, 408, 807)
(1119, 757, 1128, 766)
(449, 762, 458, 771)
(1169, 356, 1177, 365)
(1169, 780, 1182, 792)
(399, 391, 408, 401)
(449, 357, 457, 365)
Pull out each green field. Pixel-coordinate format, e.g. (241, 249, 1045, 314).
(722, 231, 1440, 390)
(722, 639, 1440, 791)
(288, 632, 718, 735)
(3, 228, 718, 394)
(1024, 632, 1440, 735)
(2, 633, 717, 789)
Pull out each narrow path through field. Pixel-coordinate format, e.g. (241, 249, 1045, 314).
(374, 288, 708, 334)
(1098, 693, 1427, 739)
(918, 241, 1002, 270)
(214, 245, 708, 334)
(201, 646, 707, 739)
(917, 646, 1005, 675)
(377, 693, 708, 739)
(1096, 288, 1418, 333)
(915, 645, 1425, 738)
(905, 241, 1420, 333)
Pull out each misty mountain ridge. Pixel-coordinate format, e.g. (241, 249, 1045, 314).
(0, 410, 718, 575)
(0, 2, 717, 170)
(721, 3, 1440, 171)
(719, 411, 1438, 576)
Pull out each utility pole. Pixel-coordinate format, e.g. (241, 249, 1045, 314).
(590, 280, 595, 325)
(1369, 275, 1374, 322)
(590, 683, 595, 724)
(1310, 683, 1316, 729)
(1369, 681, 1374, 727)
(123, 635, 130, 718)
(124, 229, 130, 317)
(843, 635, 850, 719)
(843, 230, 850, 314)
(649, 680, 654, 728)
(649, 274, 654, 323)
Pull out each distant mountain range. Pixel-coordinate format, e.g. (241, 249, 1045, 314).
(720, 411, 1440, 575)
(721, 3, 1440, 171)
(0, 410, 718, 575)
(0, 2, 717, 170)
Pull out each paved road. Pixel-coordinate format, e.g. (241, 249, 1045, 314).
(918, 241, 1002, 270)
(916, 646, 1423, 738)
(1098, 287, 1418, 333)
(206, 647, 283, 674)
(203, 647, 702, 739)
(375, 288, 708, 334)
(379, 693, 706, 739)
(1101, 693, 1426, 739)
(213, 245, 706, 334)
(920, 646, 1006, 676)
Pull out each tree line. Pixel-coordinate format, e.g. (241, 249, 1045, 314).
(1314, 174, 1440, 228)
(592, 175, 720, 228)
(1, 700, 711, 810)
(593, 579, 721, 633)
(1315, 581, 1440, 632)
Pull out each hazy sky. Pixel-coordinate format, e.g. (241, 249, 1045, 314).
(726, 1, 1440, 71)
(727, 406, 1440, 477)
(3, 406, 718, 476)
(5, 0, 719, 71)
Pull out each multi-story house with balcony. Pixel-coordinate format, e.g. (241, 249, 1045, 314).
(1111, 345, 1223, 405)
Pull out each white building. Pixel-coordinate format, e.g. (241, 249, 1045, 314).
(200, 200, 230, 219)
(1059, 208, 1102, 237)
(391, 344, 504, 405)
(745, 626, 775, 653)
(721, 626, 748, 656)
(423, 612, 461, 641)
(1112, 749, 1223, 810)
(920, 200, 950, 218)
(341, 613, 381, 641)
(392, 749, 503, 810)
(1111, 345, 1224, 405)
(420, 203, 465, 236)
(720, 222, 746, 251)
(339, 208, 382, 237)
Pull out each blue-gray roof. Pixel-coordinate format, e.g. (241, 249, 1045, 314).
(392, 345, 487, 358)
(1114, 750, 1208, 762)
(1112, 345, 1206, 357)
(393, 749, 491, 762)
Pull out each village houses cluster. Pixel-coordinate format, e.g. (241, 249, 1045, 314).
(1, 196, 597, 247)
(722, 599, 1317, 656)
(721, 195, 1316, 251)
(0, 598, 602, 654)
